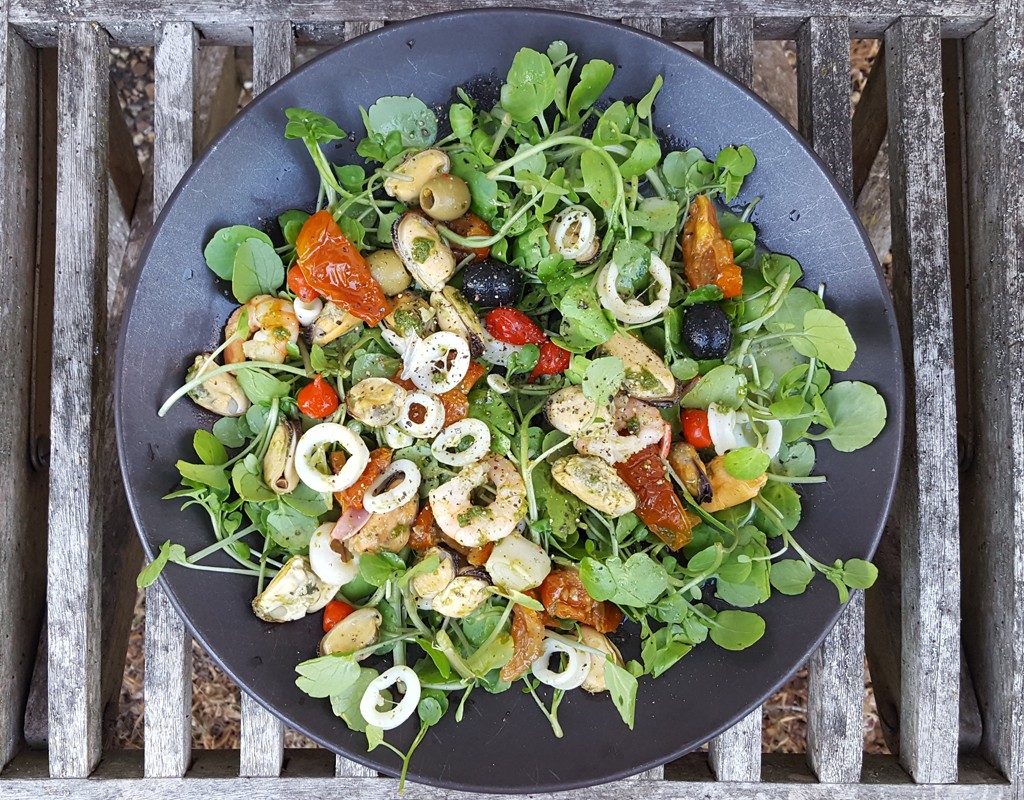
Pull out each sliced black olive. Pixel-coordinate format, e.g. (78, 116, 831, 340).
(461, 260, 523, 308)
(682, 303, 732, 360)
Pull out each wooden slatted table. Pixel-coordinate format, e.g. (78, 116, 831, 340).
(1, 1, 1021, 797)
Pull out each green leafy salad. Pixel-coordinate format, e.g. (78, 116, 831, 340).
(143, 40, 887, 786)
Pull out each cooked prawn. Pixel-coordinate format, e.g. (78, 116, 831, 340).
(224, 294, 300, 364)
(574, 395, 669, 465)
(428, 454, 527, 547)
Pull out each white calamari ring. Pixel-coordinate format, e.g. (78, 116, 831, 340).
(295, 422, 369, 494)
(531, 636, 592, 691)
(363, 459, 422, 514)
(407, 330, 470, 394)
(395, 391, 446, 438)
(359, 665, 422, 730)
(597, 251, 672, 324)
(309, 522, 359, 586)
(431, 418, 491, 467)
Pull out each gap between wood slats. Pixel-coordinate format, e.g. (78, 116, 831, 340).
(795, 15, 866, 785)
(47, 21, 110, 780)
(5, 2, 997, 46)
(144, 20, 198, 780)
(701, 19, 761, 782)
(885, 15, 960, 785)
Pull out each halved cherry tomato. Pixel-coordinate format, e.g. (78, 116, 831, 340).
(409, 504, 439, 551)
(322, 600, 355, 633)
(681, 194, 744, 299)
(287, 264, 318, 302)
(615, 445, 698, 550)
(539, 569, 623, 634)
(297, 374, 340, 419)
(295, 210, 391, 325)
(485, 308, 547, 346)
(334, 447, 392, 511)
(445, 211, 492, 260)
(529, 341, 571, 382)
(681, 409, 713, 449)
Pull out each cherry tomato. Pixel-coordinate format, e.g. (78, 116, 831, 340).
(295, 210, 391, 325)
(529, 341, 571, 382)
(539, 569, 623, 633)
(337, 448, 392, 511)
(615, 445, 698, 551)
(322, 600, 355, 633)
(445, 211, 492, 260)
(296, 374, 340, 419)
(409, 504, 439, 551)
(681, 409, 714, 449)
(287, 264, 318, 302)
(485, 308, 547, 346)
(682, 194, 744, 299)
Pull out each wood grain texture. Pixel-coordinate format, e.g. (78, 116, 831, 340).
(144, 20, 197, 780)
(961, 0, 1024, 788)
(885, 15, 960, 785)
(46, 21, 110, 780)
(253, 20, 294, 96)
(703, 16, 753, 87)
(795, 15, 863, 785)
(0, 17, 43, 770)
(621, 16, 663, 36)
(708, 708, 761, 781)
(5, 1, 995, 46)
(343, 19, 383, 39)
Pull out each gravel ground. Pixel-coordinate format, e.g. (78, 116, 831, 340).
(110, 38, 887, 756)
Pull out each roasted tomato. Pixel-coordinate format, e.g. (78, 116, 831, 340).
(445, 211, 492, 260)
(529, 341, 571, 382)
(409, 504, 439, 551)
(500, 591, 547, 682)
(322, 600, 355, 633)
(296, 210, 391, 325)
(332, 447, 391, 511)
(539, 568, 623, 634)
(681, 194, 744, 299)
(296, 374, 340, 419)
(485, 308, 547, 346)
(467, 541, 495, 567)
(615, 445, 698, 550)
(287, 264, 318, 302)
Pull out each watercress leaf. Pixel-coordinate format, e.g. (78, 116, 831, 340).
(468, 387, 516, 437)
(715, 145, 756, 177)
(808, 381, 887, 452)
(662, 147, 711, 189)
(334, 164, 365, 193)
(617, 137, 662, 179)
(558, 283, 615, 350)
(582, 356, 624, 405)
(212, 415, 252, 448)
(231, 239, 285, 303)
(277, 210, 310, 249)
(760, 252, 803, 288)
(537, 254, 575, 295)
(365, 724, 384, 751)
(627, 197, 679, 232)
(137, 540, 176, 588)
(720, 218, 756, 264)
(281, 481, 330, 517)
(204, 226, 273, 281)
(679, 364, 747, 410)
(641, 626, 691, 677)
(236, 370, 290, 404)
(415, 637, 452, 680)
(505, 344, 540, 379)
(295, 653, 361, 698)
(547, 40, 569, 62)
(449, 102, 474, 141)
(266, 503, 318, 552)
(769, 559, 814, 595)
(285, 107, 346, 144)
(580, 148, 618, 211)
(593, 101, 631, 146)
(176, 460, 228, 491)
(331, 666, 379, 731)
(754, 482, 802, 536)
(611, 239, 651, 293)
(336, 215, 366, 250)
(683, 285, 724, 306)
(686, 544, 724, 575)
(579, 557, 616, 602)
(193, 429, 228, 466)
(789, 309, 856, 370)
(232, 462, 276, 502)
(466, 632, 514, 677)
(723, 447, 770, 480)
(766, 287, 824, 334)
(351, 352, 403, 383)
(568, 59, 614, 120)
(772, 441, 816, 477)
(367, 95, 437, 148)
(359, 551, 407, 587)
(448, 158, 498, 224)
(841, 558, 879, 589)
(636, 74, 663, 121)
(418, 694, 446, 727)
(500, 47, 557, 124)
(709, 609, 766, 651)
(603, 659, 638, 729)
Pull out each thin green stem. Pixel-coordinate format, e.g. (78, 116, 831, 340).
(160, 361, 307, 417)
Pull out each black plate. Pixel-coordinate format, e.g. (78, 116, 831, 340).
(116, 9, 903, 793)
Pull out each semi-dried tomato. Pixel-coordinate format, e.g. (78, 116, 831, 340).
(332, 447, 392, 511)
(539, 569, 623, 634)
(682, 195, 744, 299)
(445, 211, 492, 260)
(615, 445, 698, 550)
(485, 308, 547, 346)
(296, 210, 391, 324)
(500, 590, 547, 682)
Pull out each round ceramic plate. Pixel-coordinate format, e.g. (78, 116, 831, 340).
(116, 9, 903, 793)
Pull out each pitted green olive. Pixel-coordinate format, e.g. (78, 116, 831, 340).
(366, 249, 412, 296)
(419, 175, 472, 222)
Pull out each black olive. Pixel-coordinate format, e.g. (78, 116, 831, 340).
(682, 303, 732, 360)
(461, 260, 523, 308)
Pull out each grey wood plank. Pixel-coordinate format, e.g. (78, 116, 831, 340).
(144, 20, 198, 780)
(6, 1, 995, 46)
(253, 20, 294, 96)
(885, 15, 960, 785)
(961, 0, 1024, 788)
(46, 21, 109, 780)
(708, 708, 761, 781)
(621, 16, 663, 37)
(0, 17, 43, 771)
(703, 16, 753, 87)
(343, 19, 383, 39)
(795, 15, 864, 785)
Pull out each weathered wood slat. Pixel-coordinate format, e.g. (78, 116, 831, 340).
(703, 16, 753, 87)
(885, 15, 960, 785)
(0, 17, 43, 771)
(343, 19, 383, 39)
(6, 1, 995, 46)
(46, 21, 110, 780)
(144, 21, 198, 780)
(961, 0, 1024, 787)
(795, 15, 864, 785)
(253, 20, 294, 96)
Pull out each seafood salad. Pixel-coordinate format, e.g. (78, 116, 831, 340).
(145, 41, 888, 784)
